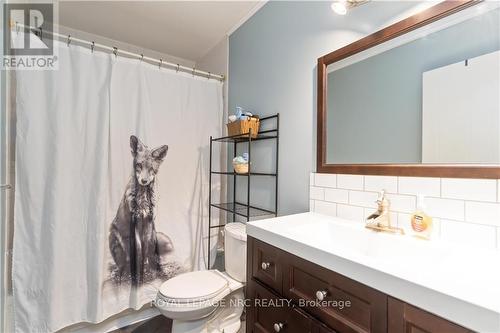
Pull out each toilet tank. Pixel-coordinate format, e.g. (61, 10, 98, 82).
(224, 223, 247, 282)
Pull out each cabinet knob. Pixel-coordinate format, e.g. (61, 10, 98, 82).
(316, 290, 328, 301)
(261, 262, 271, 270)
(273, 322, 284, 332)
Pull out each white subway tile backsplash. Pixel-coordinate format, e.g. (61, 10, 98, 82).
(465, 201, 500, 226)
(308, 174, 499, 248)
(310, 173, 315, 186)
(398, 177, 440, 197)
(337, 204, 365, 222)
(310, 186, 324, 200)
(498, 180, 500, 202)
(364, 175, 398, 193)
(440, 219, 497, 249)
(325, 188, 349, 204)
(315, 173, 336, 188)
(387, 194, 416, 213)
(337, 174, 364, 190)
(497, 228, 500, 248)
(349, 190, 378, 208)
(426, 197, 464, 221)
(441, 178, 497, 202)
(314, 200, 337, 217)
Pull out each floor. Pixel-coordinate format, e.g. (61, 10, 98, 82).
(111, 315, 246, 333)
(111, 316, 172, 333)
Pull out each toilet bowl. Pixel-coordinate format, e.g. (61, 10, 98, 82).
(155, 222, 247, 333)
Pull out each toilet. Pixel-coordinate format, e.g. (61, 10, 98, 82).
(155, 222, 247, 333)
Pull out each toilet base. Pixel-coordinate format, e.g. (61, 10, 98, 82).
(170, 290, 244, 333)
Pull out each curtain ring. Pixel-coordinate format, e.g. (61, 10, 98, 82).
(90, 41, 95, 53)
(140, 54, 144, 62)
(67, 35, 71, 47)
(207, 72, 211, 80)
(113, 47, 118, 58)
(192, 67, 196, 77)
(159, 58, 163, 69)
(15, 21, 20, 35)
(176, 64, 180, 73)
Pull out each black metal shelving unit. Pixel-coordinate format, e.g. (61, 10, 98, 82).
(207, 113, 279, 268)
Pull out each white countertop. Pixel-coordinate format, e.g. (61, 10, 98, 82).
(247, 212, 500, 333)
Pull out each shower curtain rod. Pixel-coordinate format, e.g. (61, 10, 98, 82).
(16, 23, 225, 82)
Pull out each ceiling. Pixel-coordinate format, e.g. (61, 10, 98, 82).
(59, 1, 261, 62)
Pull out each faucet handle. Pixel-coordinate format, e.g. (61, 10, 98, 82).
(376, 190, 390, 208)
(377, 189, 386, 200)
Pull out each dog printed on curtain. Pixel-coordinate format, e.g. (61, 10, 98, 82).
(108, 135, 184, 285)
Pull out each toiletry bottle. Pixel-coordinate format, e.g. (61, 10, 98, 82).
(235, 106, 243, 119)
(410, 195, 433, 240)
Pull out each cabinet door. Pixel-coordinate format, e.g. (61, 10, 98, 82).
(251, 238, 284, 294)
(247, 279, 315, 333)
(312, 321, 338, 333)
(388, 297, 473, 333)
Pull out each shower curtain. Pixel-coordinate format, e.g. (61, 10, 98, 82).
(13, 40, 223, 333)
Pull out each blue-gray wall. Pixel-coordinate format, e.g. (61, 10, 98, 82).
(328, 8, 500, 164)
(228, 1, 420, 215)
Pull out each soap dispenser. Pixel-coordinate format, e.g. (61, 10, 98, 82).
(410, 195, 433, 240)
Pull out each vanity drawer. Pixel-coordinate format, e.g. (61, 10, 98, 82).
(248, 280, 325, 333)
(251, 238, 283, 294)
(283, 254, 387, 333)
(388, 297, 473, 333)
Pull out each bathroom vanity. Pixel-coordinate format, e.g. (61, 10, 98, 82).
(245, 213, 500, 333)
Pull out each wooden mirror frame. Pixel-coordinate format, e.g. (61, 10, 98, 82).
(317, 0, 500, 179)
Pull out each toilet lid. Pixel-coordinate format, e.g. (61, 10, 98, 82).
(159, 270, 229, 303)
(225, 222, 247, 241)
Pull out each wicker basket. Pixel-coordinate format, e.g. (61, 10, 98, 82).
(227, 118, 260, 138)
(233, 162, 249, 174)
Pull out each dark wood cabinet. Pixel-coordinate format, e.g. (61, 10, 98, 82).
(388, 298, 473, 333)
(247, 236, 473, 333)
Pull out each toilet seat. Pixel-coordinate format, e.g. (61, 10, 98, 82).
(159, 270, 229, 304)
(156, 270, 243, 321)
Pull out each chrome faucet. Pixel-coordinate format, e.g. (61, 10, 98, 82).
(365, 190, 404, 235)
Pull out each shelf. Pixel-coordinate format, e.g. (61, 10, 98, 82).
(212, 129, 278, 143)
(211, 171, 277, 176)
(209, 224, 226, 229)
(210, 202, 276, 218)
(207, 113, 279, 269)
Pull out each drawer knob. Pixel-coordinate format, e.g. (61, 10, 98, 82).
(316, 290, 328, 301)
(273, 322, 284, 332)
(261, 262, 271, 270)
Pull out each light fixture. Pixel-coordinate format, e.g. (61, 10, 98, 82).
(331, 0, 370, 15)
(331, 1, 348, 15)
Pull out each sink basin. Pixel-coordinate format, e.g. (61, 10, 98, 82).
(281, 215, 500, 301)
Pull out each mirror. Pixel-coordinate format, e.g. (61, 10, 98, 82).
(323, 2, 500, 167)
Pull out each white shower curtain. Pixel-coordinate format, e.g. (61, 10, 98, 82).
(13, 40, 222, 332)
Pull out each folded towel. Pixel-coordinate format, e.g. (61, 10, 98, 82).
(232, 156, 248, 164)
